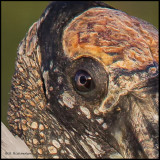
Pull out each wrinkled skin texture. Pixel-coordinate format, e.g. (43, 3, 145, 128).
(8, 1, 159, 159)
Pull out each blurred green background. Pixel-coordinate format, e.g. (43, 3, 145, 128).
(1, 1, 158, 127)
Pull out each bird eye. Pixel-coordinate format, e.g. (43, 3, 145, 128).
(74, 70, 95, 92)
(67, 57, 108, 100)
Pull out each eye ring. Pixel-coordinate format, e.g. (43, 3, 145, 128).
(67, 57, 108, 100)
(74, 70, 94, 92)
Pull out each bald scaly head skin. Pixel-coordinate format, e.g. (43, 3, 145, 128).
(8, 1, 159, 159)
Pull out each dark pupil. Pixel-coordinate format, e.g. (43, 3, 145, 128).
(80, 76, 87, 84)
(74, 70, 92, 92)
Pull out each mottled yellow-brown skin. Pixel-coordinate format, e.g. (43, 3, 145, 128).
(63, 8, 158, 71)
(7, 2, 159, 159)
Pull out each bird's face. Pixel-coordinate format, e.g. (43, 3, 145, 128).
(8, 2, 158, 159)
